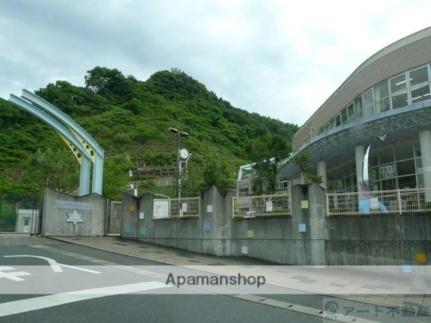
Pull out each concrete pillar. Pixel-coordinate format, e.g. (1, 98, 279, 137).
(317, 161, 327, 189)
(355, 145, 365, 193)
(92, 154, 104, 196)
(419, 130, 431, 201)
(308, 183, 327, 265)
(79, 156, 91, 196)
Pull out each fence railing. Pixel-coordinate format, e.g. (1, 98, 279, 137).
(153, 197, 200, 219)
(232, 193, 291, 219)
(326, 188, 431, 216)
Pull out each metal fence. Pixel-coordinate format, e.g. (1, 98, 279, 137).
(153, 197, 200, 219)
(327, 188, 431, 216)
(232, 193, 291, 219)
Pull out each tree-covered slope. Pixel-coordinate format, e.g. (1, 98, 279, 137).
(0, 67, 297, 199)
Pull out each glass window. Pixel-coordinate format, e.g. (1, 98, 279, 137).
(411, 85, 431, 103)
(415, 141, 421, 157)
(395, 141, 414, 160)
(335, 115, 341, 127)
(353, 97, 362, 119)
(397, 160, 415, 176)
(390, 73, 407, 93)
(417, 173, 424, 188)
(392, 93, 408, 109)
(330, 118, 335, 129)
(341, 108, 347, 123)
(369, 151, 379, 167)
(379, 147, 394, 164)
(374, 80, 390, 112)
(382, 178, 396, 190)
(362, 88, 374, 117)
(398, 175, 416, 189)
(347, 104, 354, 119)
(370, 166, 380, 182)
(409, 66, 429, 87)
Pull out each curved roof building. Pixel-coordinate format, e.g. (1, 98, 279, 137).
(286, 27, 431, 198)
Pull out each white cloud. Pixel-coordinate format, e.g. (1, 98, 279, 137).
(0, 0, 431, 126)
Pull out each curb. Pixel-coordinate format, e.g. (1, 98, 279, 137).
(47, 236, 171, 265)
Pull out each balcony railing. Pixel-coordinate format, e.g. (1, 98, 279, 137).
(232, 193, 291, 219)
(326, 188, 431, 216)
(153, 197, 200, 219)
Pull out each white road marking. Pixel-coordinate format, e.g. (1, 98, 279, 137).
(3, 255, 100, 274)
(0, 281, 169, 318)
(59, 263, 101, 274)
(0, 266, 31, 282)
(4, 255, 63, 272)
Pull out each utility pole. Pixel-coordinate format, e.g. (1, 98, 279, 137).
(169, 128, 189, 202)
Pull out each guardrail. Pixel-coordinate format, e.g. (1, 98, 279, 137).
(153, 197, 200, 219)
(326, 188, 431, 216)
(232, 193, 291, 219)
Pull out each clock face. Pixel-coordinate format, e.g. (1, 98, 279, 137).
(180, 148, 189, 159)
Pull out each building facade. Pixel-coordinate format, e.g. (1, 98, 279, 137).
(285, 27, 431, 203)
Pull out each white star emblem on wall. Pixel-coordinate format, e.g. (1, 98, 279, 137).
(66, 210, 84, 225)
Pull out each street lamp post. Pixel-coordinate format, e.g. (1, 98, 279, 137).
(169, 128, 189, 202)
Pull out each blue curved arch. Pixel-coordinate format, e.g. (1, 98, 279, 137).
(9, 94, 92, 195)
(20, 90, 104, 195)
(22, 90, 104, 156)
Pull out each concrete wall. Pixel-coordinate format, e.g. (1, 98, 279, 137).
(326, 214, 431, 265)
(228, 185, 326, 264)
(42, 188, 105, 236)
(107, 201, 122, 234)
(137, 187, 231, 256)
(121, 193, 139, 239)
(121, 184, 431, 265)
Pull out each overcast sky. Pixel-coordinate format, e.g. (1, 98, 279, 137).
(1, 0, 431, 125)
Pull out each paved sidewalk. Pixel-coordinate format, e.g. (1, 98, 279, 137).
(51, 236, 430, 310)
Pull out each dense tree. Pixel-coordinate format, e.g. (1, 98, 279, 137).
(247, 134, 290, 195)
(202, 154, 235, 192)
(0, 68, 297, 199)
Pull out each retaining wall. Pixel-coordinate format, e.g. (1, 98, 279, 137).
(121, 184, 431, 265)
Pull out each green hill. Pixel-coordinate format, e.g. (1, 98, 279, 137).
(0, 67, 297, 199)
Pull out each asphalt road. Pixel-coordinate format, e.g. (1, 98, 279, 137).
(0, 235, 324, 323)
(0, 235, 428, 323)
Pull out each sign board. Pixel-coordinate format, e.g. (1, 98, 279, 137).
(206, 204, 213, 213)
(301, 200, 309, 209)
(139, 212, 145, 220)
(56, 200, 91, 210)
(265, 200, 273, 212)
(379, 164, 396, 180)
(182, 202, 188, 213)
(247, 230, 254, 238)
(370, 197, 379, 210)
(298, 223, 306, 233)
(154, 200, 169, 219)
(203, 222, 211, 232)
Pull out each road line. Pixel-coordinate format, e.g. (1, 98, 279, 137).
(0, 281, 169, 318)
(59, 264, 101, 274)
(4, 255, 63, 272)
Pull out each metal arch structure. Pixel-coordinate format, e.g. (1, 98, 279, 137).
(8, 90, 104, 196)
